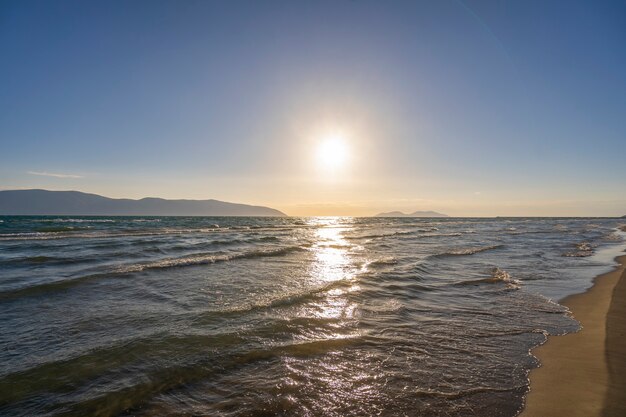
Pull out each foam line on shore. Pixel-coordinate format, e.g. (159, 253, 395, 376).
(520, 253, 626, 417)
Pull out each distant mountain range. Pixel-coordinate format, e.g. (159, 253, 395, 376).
(375, 210, 448, 218)
(0, 189, 286, 216)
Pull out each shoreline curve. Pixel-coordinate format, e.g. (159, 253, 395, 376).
(520, 251, 626, 417)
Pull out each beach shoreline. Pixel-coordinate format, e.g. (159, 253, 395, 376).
(520, 249, 626, 417)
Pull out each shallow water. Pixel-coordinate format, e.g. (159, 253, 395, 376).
(0, 216, 624, 416)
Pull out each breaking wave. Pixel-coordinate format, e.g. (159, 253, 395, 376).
(563, 242, 594, 257)
(0, 245, 309, 300)
(455, 267, 521, 290)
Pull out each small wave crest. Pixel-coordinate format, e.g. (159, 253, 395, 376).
(346, 228, 443, 241)
(602, 232, 622, 242)
(35, 226, 91, 233)
(0, 255, 58, 266)
(213, 279, 358, 317)
(367, 257, 398, 268)
(43, 218, 116, 223)
(429, 232, 464, 237)
(455, 267, 521, 289)
(412, 384, 526, 399)
(562, 242, 594, 257)
(434, 244, 503, 258)
(0, 227, 224, 241)
(114, 245, 308, 274)
(259, 236, 279, 242)
(347, 231, 411, 240)
(0, 245, 310, 301)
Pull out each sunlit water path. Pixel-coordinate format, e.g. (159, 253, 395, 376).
(0, 216, 624, 416)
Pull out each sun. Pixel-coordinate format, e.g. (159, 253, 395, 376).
(316, 133, 349, 171)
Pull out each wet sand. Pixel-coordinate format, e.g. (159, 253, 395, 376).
(521, 253, 626, 417)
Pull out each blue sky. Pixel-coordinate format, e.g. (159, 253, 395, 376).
(1, 0, 625, 216)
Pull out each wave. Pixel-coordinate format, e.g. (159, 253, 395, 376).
(0, 255, 73, 266)
(562, 242, 594, 257)
(0, 327, 361, 414)
(35, 226, 91, 233)
(317, 243, 351, 250)
(433, 244, 503, 258)
(346, 229, 439, 240)
(114, 245, 308, 274)
(0, 232, 69, 240)
(422, 232, 464, 238)
(0, 245, 309, 301)
(42, 218, 116, 223)
(210, 280, 358, 318)
(346, 231, 408, 240)
(602, 232, 623, 242)
(359, 298, 405, 313)
(165, 235, 285, 252)
(0, 227, 91, 239)
(412, 384, 526, 399)
(188, 272, 366, 324)
(455, 267, 520, 289)
(258, 235, 279, 242)
(0, 272, 111, 301)
(367, 257, 398, 268)
(0, 228, 224, 241)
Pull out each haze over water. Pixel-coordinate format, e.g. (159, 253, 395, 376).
(1, 216, 624, 416)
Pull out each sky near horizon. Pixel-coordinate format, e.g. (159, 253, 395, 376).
(1, 0, 625, 216)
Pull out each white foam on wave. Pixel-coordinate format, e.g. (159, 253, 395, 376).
(435, 244, 503, 257)
(455, 267, 521, 290)
(113, 245, 309, 274)
(562, 241, 594, 257)
(491, 267, 521, 289)
(367, 256, 398, 268)
(46, 218, 116, 223)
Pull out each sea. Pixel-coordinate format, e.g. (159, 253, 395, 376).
(0, 216, 625, 416)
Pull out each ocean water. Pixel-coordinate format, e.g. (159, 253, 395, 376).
(0, 216, 624, 417)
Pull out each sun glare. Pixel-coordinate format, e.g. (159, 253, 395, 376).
(316, 133, 349, 172)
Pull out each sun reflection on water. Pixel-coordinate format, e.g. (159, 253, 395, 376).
(309, 217, 356, 283)
(304, 217, 361, 320)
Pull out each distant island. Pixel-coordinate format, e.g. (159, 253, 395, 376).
(0, 189, 286, 216)
(375, 210, 448, 218)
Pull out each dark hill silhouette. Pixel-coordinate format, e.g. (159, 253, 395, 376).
(0, 189, 286, 216)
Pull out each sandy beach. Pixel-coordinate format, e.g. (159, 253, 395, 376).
(521, 250, 626, 417)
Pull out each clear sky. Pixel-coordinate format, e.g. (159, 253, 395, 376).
(1, 0, 625, 216)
